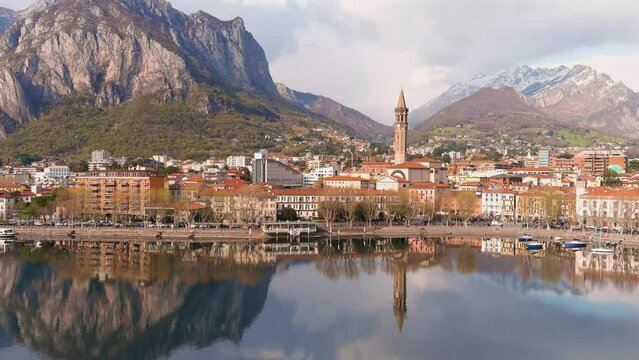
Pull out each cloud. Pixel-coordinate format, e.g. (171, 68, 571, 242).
(3, 0, 639, 123)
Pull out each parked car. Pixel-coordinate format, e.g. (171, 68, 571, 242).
(490, 220, 503, 227)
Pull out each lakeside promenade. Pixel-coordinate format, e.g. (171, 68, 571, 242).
(11, 224, 639, 246)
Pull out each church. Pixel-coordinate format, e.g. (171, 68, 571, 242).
(388, 88, 448, 184)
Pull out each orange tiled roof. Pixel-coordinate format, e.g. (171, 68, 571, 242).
(409, 182, 450, 189)
(324, 176, 367, 182)
(392, 162, 427, 169)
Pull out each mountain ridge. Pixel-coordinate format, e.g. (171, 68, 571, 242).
(276, 83, 393, 141)
(413, 64, 639, 139)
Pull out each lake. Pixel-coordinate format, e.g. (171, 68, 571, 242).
(0, 237, 638, 360)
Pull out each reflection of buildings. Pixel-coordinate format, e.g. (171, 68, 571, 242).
(481, 238, 525, 256)
(393, 258, 407, 333)
(576, 248, 639, 277)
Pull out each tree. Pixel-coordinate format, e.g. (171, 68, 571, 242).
(420, 201, 437, 226)
(457, 191, 478, 226)
(361, 199, 377, 227)
(150, 188, 174, 223)
(602, 168, 622, 187)
(344, 196, 359, 228)
(385, 203, 406, 226)
(542, 191, 564, 230)
(279, 207, 298, 221)
(317, 199, 343, 233)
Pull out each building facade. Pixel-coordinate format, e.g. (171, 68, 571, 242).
(75, 171, 165, 218)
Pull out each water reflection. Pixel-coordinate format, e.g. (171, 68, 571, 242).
(0, 237, 638, 359)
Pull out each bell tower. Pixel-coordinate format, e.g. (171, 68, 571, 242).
(394, 88, 408, 164)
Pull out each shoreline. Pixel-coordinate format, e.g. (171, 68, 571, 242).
(10, 225, 638, 246)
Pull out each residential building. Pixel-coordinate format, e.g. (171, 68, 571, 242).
(272, 188, 400, 220)
(482, 189, 517, 219)
(408, 183, 449, 207)
(577, 188, 639, 228)
(0, 193, 16, 220)
(75, 171, 165, 218)
(538, 149, 550, 168)
(226, 156, 253, 169)
(323, 176, 369, 189)
(198, 186, 276, 224)
(515, 188, 575, 222)
(303, 166, 340, 188)
(576, 150, 627, 176)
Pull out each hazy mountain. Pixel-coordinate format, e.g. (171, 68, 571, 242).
(276, 83, 393, 141)
(413, 64, 639, 139)
(0, 7, 17, 32)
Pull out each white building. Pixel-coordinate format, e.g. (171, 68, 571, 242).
(0, 194, 16, 220)
(482, 189, 517, 219)
(303, 166, 340, 188)
(376, 175, 410, 192)
(44, 165, 70, 179)
(226, 156, 253, 169)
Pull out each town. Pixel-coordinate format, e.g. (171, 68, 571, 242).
(0, 89, 636, 235)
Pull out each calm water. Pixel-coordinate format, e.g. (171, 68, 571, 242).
(0, 238, 638, 360)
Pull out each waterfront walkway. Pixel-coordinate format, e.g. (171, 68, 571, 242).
(12, 225, 639, 246)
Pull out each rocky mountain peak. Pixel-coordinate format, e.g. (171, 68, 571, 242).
(0, 0, 279, 136)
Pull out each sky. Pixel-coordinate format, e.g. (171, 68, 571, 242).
(2, 0, 639, 124)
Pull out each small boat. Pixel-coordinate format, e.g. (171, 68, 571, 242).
(0, 229, 16, 245)
(564, 240, 587, 250)
(0, 228, 16, 239)
(517, 235, 534, 242)
(526, 242, 543, 251)
(591, 247, 614, 254)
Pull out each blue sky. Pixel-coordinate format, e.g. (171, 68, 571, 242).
(2, 0, 639, 124)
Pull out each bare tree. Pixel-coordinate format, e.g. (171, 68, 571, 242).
(344, 195, 359, 228)
(318, 199, 343, 232)
(361, 199, 377, 227)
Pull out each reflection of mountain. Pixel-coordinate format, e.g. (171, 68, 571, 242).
(0, 254, 274, 360)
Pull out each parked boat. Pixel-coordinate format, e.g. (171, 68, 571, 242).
(517, 235, 534, 242)
(591, 247, 614, 254)
(564, 240, 587, 250)
(525, 242, 543, 251)
(0, 228, 15, 238)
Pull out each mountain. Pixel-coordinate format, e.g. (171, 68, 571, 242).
(276, 83, 393, 141)
(0, 7, 17, 32)
(0, 0, 386, 159)
(413, 64, 639, 139)
(412, 65, 578, 122)
(0, 0, 279, 134)
(414, 87, 557, 133)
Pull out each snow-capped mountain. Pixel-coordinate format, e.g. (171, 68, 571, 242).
(412, 65, 634, 124)
(412, 64, 639, 138)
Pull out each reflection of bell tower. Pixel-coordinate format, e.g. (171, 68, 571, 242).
(393, 260, 407, 333)
(394, 87, 409, 165)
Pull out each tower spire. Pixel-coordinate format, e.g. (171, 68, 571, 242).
(393, 87, 409, 164)
(396, 86, 407, 110)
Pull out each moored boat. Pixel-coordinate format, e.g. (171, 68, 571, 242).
(0, 228, 16, 244)
(525, 242, 543, 251)
(564, 240, 587, 250)
(517, 235, 534, 242)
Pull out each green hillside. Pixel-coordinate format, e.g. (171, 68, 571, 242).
(0, 88, 351, 162)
